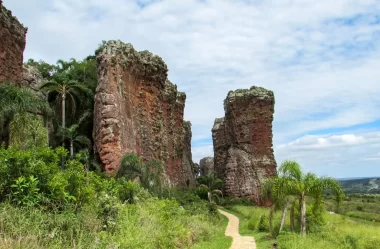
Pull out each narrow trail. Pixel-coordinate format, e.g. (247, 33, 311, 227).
(218, 209, 256, 249)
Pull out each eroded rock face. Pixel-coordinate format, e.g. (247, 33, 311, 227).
(93, 40, 195, 187)
(212, 86, 277, 205)
(182, 121, 196, 187)
(0, 1, 27, 83)
(199, 157, 214, 176)
(21, 65, 46, 99)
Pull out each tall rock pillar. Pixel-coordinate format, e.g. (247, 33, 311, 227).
(212, 86, 277, 204)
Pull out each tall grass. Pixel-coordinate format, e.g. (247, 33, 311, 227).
(0, 198, 225, 249)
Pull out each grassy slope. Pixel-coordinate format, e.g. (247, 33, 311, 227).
(0, 200, 231, 249)
(224, 205, 380, 249)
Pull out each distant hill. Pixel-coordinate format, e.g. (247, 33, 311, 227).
(338, 177, 380, 194)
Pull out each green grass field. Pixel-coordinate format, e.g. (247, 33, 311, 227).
(224, 204, 380, 249)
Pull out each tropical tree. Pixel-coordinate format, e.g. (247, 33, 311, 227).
(276, 160, 344, 236)
(9, 113, 48, 150)
(40, 72, 90, 129)
(197, 171, 224, 203)
(57, 124, 91, 157)
(262, 174, 296, 235)
(0, 84, 51, 144)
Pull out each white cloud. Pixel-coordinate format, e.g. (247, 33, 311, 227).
(3, 0, 380, 177)
(275, 132, 380, 177)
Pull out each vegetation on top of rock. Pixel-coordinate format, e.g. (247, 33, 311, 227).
(0, 1, 27, 33)
(225, 86, 274, 106)
(96, 40, 168, 87)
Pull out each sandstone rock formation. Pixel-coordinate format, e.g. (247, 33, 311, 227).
(199, 157, 214, 176)
(0, 1, 27, 83)
(21, 65, 46, 99)
(212, 86, 277, 204)
(93, 40, 195, 187)
(182, 121, 196, 187)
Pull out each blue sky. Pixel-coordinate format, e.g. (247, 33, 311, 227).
(4, 0, 380, 178)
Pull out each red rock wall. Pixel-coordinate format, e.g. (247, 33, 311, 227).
(0, 1, 27, 83)
(93, 40, 194, 187)
(212, 87, 277, 205)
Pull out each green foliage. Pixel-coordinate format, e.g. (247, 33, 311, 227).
(117, 153, 164, 196)
(8, 176, 42, 207)
(116, 153, 142, 180)
(219, 197, 252, 207)
(248, 217, 257, 230)
(257, 214, 270, 232)
(97, 193, 120, 231)
(9, 113, 48, 150)
(0, 84, 51, 144)
(196, 171, 224, 203)
(25, 59, 57, 79)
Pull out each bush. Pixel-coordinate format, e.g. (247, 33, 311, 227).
(8, 175, 42, 207)
(208, 201, 218, 214)
(257, 214, 269, 232)
(219, 197, 253, 207)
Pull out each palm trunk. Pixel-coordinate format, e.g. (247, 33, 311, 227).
(290, 201, 295, 232)
(279, 200, 289, 233)
(300, 194, 307, 236)
(62, 93, 66, 128)
(269, 204, 275, 235)
(208, 191, 212, 203)
(70, 140, 74, 157)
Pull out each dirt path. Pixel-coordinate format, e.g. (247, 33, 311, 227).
(218, 209, 256, 249)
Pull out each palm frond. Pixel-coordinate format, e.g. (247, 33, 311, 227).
(74, 135, 91, 148)
(279, 160, 303, 181)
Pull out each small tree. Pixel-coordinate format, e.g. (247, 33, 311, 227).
(278, 160, 344, 236)
(57, 124, 91, 157)
(197, 171, 223, 203)
(9, 113, 48, 150)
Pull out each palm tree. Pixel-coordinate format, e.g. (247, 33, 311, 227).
(57, 124, 91, 157)
(278, 160, 344, 236)
(197, 171, 224, 203)
(262, 175, 295, 235)
(40, 72, 90, 129)
(0, 84, 51, 144)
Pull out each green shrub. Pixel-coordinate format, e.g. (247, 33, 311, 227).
(195, 185, 209, 200)
(257, 214, 269, 232)
(208, 201, 218, 214)
(8, 175, 42, 207)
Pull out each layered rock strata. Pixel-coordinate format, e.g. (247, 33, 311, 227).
(93, 40, 195, 187)
(0, 1, 27, 83)
(212, 86, 277, 204)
